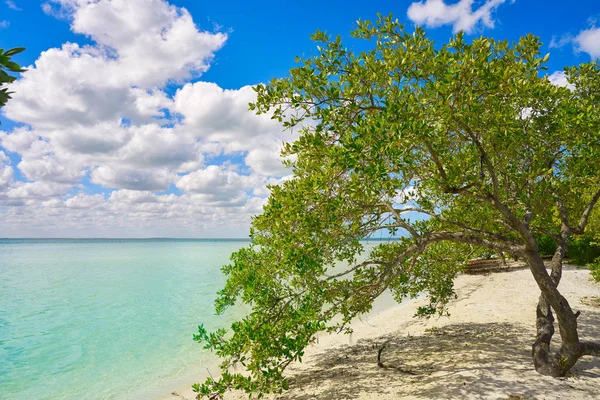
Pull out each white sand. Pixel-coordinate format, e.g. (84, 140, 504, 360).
(163, 266, 600, 400)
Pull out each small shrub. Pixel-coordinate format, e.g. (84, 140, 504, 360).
(569, 236, 600, 266)
(535, 234, 600, 266)
(589, 257, 600, 283)
(536, 235, 557, 258)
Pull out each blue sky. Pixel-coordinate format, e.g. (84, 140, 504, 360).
(0, 0, 598, 237)
(2, 0, 597, 89)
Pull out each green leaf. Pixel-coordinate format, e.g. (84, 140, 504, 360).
(3, 47, 26, 57)
(542, 52, 550, 63)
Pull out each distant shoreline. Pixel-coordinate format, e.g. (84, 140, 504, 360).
(0, 237, 400, 241)
(0, 237, 252, 241)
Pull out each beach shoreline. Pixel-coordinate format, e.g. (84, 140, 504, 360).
(162, 266, 600, 400)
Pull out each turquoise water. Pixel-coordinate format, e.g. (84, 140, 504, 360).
(0, 239, 249, 400)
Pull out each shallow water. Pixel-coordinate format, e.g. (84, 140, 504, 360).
(0, 239, 248, 399)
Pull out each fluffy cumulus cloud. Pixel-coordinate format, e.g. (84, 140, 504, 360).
(0, 151, 14, 190)
(0, 0, 293, 237)
(551, 25, 600, 60)
(9, 0, 227, 127)
(548, 71, 575, 90)
(407, 0, 512, 34)
(574, 27, 600, 59)
(172, 82, 294, 175)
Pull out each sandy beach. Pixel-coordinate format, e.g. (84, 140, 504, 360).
(165, 266, 600, 400)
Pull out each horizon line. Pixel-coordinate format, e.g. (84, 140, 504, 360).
(0, 237, 251, 240)
(0, 237, 399, 240)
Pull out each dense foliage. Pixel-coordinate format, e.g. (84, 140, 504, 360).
(194, 16, 600, 397)
(0, 47, 25, 110)
(537, 234, 600, 265)
(590, 259, 600, 282)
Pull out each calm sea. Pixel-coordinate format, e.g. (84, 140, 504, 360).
(0, 239, 249, 399)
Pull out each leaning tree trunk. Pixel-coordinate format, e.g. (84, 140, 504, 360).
(525, 250, 599, 376)
(532, 294, 561, 376)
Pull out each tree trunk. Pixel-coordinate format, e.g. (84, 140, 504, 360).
(532, 295, 561, 376)
(498, 251, 507, 266)
(525, 251, 592, 376)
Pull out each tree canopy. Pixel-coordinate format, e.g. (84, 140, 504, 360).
(194, 15, 600, 398)
(0, 47, 25, 110)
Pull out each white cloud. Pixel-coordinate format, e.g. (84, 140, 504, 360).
(518, 107, 532, 120)
(550, 25, 600, 60)
(549, 35, 572, 50)
(0, 182, 271, 237)
(573, 26, 600, 59)
(0, 150, 9, 164)
(18, 155, 84, 183)
(407, 0, 510, 34)
(6, 0, 226, 128)
(173, 82, 283, 150)
(252, 176, 290, 198)
(50, 121, 132, 155)
(115, 124, 203, 171)
(548, 71, 575, 90)
(64, 193, 105, 209)
(108, 189, 161, 204)
(0, 127, 49, 157)
(245, 147, 289, 176)
(0, 155, 13, 190)
(90, 165, 174, 191)
(5, 1, 21, 11)
(0, 20, 9, 28)
(3, 181, 71, 202)
(176, 165, 257, 204)
(0, 0, 292, 237)
(66, 0, 226, 84)
(172, 81, 293, 176)
(131, 88, 173, 120)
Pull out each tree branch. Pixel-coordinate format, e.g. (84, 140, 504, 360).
(325, 259, 386, 280)
(574, 188, 600, 234)
(554, 195, 574, 234)
(457, 121, 500, 198)
(376, 203, 420, 238)
(423, 139, 448, 182)
(405, 206, 519, 246)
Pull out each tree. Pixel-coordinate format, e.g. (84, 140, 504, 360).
(0, 47, 25, 110)
(194, 15, 600, 397)
(586, 190, 600, 282)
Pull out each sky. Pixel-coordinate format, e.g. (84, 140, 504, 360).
(0, 0, 598, 238)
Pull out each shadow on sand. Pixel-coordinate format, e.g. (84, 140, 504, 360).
(278, 317, 600, 400)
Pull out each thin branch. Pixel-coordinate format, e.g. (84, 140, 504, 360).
(325, 259, 385, 280)
(575, 188, 600, 234)
(390, 205, 520, 247)
(423, 139, 448, 181)
(377, 203, 420, 238)
(553, 194, 573, 234)
(459, 121, 500, 198)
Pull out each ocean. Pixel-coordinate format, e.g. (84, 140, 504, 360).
(0, 239, 249, 399)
